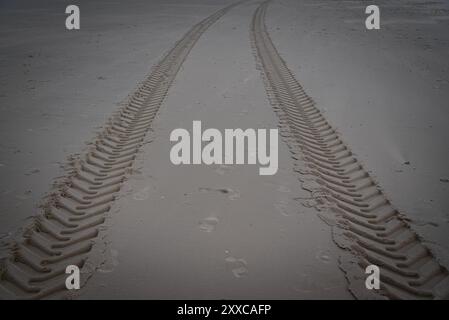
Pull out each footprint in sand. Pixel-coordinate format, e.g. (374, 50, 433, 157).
(227, 189, 240, 200)
(198, 216, 219, 233)
(225, 253, 248, 278)
(274, 200, 291, 216)
(198, 187, 240, 201)
(315, 250, 332, 264)
(97, 249, 119, 273)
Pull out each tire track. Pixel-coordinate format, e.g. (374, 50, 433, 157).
(0, 0, 245, 299)
(251, 0, 449, 299)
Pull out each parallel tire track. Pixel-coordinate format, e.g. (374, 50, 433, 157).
(0, 0, 244, 299)
(251, 0, 449, 299)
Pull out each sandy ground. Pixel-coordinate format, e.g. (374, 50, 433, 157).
(266, 0, 449, 267)
(0, 0, 448, 299)
(80, 0, 350, 299)
(0, 0, 229, 237)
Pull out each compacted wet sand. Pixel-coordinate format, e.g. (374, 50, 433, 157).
(0, 0, 448, 299)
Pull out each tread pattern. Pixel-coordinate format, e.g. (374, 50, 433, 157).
(251, 0, 449, 299)
(0, 0, 244, 299)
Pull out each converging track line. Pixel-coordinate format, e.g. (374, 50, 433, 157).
(250, 0, 449, 299)
(0, 0, 245, 299)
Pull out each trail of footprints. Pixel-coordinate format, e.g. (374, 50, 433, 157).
(0, 1, 243, 299)
(251, 0, 449, 299)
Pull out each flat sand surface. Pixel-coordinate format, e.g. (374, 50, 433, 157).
(0, 0, 448, 299)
